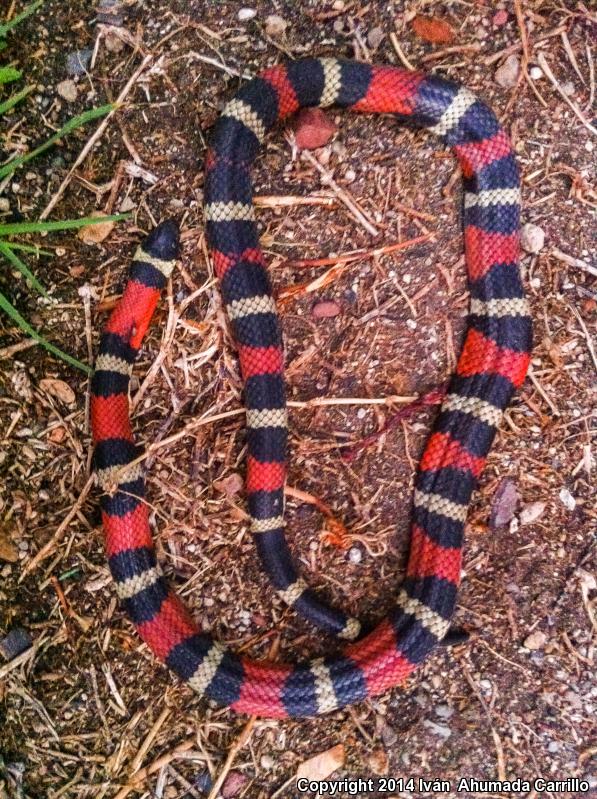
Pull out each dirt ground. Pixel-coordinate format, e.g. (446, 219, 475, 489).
(0, 1, 595, 797)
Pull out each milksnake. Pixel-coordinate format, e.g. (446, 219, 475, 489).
(91, 59, 532, 718)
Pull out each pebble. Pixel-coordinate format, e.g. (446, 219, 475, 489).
(260, 754, 274, 770)
(492, 9, 509, 26)
(66, 49, 93, 76)
(435, 704, 454, 720)
(523, 630, 547, 650)
(559, 487, 576, 511)
(312, 300, 341, 318)
(238, 8, 256, 21)
(423, 720, 452, 739)
(367, 27, 385, 49)
(0, 628, 32, 660)
(348, 546, 362, 564)
(490, 477, 519, 528)
(222, 770, 248, 798)
(519, 501, 546, 525)
(294, 107, 337, 149)
(57, 79, 78, 103)
(265, 14, 287, 37)
(344, 167, 356, 183)
(529, 65, 543, 80)
(495, 54, 520, 89)
(520, 222, 545, 254)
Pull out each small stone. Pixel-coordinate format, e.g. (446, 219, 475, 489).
(519, 501, 546, 525)
(0, 628, 32, 661)
(265, 14, 287, 37)
(368, 748, 389, 775)
(312, 300, 341, 318)
(379, 721, 398, 747)
(66, 49, 93, 76)
(260, 754, 274, 770)
(57, 79, 78, 103)
(238, 8, 256, 21)
(520, 222, 545, 254)
(490, 478, 520, 528)
(495, 54, 520, 89)
(435, 704, 454, 720)
(559, 487, 576, 511)
(105, 31, 125, 52)
(523, 630, 547, 650)
(222, 770, 248, 798)
(367, 27, 385, 49)
(344, 167, 356, 183)
(294, 107, 337, 149)
(348, 546, 362, 564)
(529, 65, 543, 80)
(492, 9, 509, 26)
(423, 720, 452, 739)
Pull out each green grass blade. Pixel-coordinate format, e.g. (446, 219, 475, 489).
(0, 0, 44, 37)
(0, 103, 114, 179)
(0, 66, 21, 84)
(0, 212, 129, 236)
(2, 242, 53, 256)
(0, 84, 34, 115)
(0, 290, 91, 374)
(0, 242, 48, 297)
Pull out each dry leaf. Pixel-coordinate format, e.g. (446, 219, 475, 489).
(490, 478, 519, 529)
(39, 378, 76, 406)
(0, 526, 18, 563)
(78, 211, 115, 244)
(296, 744, 345, 782)
(213, 472, 244, 497)
(412, 15, 455, 44)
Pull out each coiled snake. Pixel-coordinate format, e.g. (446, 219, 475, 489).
(91, 59, 532, 718)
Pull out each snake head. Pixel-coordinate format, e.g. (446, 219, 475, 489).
(143, 218, 180, 261)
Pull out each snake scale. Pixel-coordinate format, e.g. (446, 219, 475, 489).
(91, 59, 532, 718)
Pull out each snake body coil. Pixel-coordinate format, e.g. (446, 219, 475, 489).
(91, 59, 532, 718)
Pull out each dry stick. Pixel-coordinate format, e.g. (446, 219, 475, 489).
(342, 385, 447, 461)
(19, 474, 94, 581)
(537, 53, 597, 136)
(551, 247, 597, 277)
(128, 706, 171, 777)
(484, 24, 567, 65)
(389, 33, 416, 71)
(461, 663, 506, 781)
(568, 303, 597, 374)
(254, 194, 335, 208)
(299, 147, 380, 237)
(39, 55, 153, 220)
(0, 338, 38, 359)
(112, 738, 197, 799)
(206, 717, 256, 799)
(282, 233, 432, 269)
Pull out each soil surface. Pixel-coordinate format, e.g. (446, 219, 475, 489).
(0, 1, 595, 798)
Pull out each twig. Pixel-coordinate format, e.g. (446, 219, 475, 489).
(461, 663, 506, 780)
(390, 33, 415, 71)
(129, 706, 171, 776)
(528, 367, 560, 416)
(112, 737, 198, 799)
(19, 474, 94, 580)
(568, 303, 597, 374)
(421, 44, 482, 63)
(0, 337, 38, 359)
(551, 247, 597, 277)
(537, 53, 597, 137)
(342, 385, 446, 461)
(282, 234, 432, 269)
(484, 25, 567, 65)
(206, 717, 256, 799)
(254, 194, 335, 208)
(185, 51, 252, 80)
(299, 145, 380, 237)
(40, 55, 153, 220)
